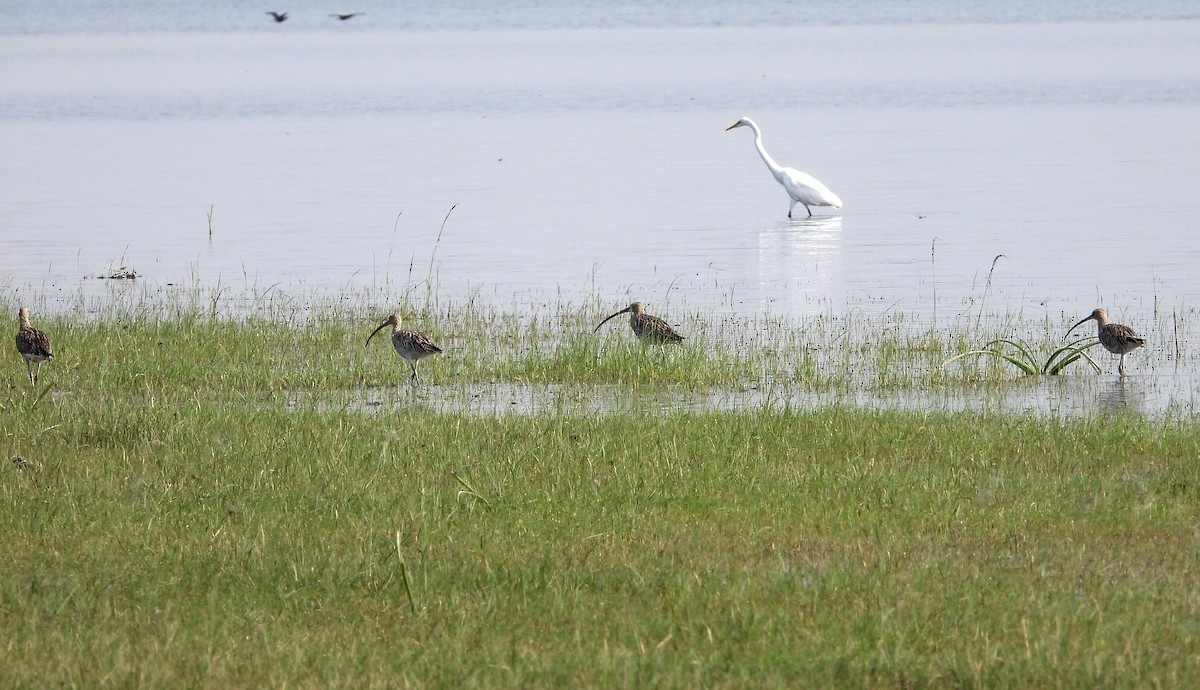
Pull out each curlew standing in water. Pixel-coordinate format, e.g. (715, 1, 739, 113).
(366, 313, 442, 383)
(594, 302, 683, 344)
(15, 307, 53, 386)
(266, 11, 289, 22)
(1067, 308, 1145, 376)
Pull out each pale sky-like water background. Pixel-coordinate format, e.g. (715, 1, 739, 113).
(3, 1, 1200, 415)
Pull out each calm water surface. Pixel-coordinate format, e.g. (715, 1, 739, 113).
(288, 373, 1199, 420)
(3, 2, 1200, 413)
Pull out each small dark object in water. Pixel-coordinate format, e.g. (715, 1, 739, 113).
(99, 267, 138, 280)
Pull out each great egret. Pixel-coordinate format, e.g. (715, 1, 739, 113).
(15, 307, 53, 386)
(366, 314, 443, 383)
(1066, 308, 1145, 376)
(725, 117, 842, 219)
(594, 302, 683, 344)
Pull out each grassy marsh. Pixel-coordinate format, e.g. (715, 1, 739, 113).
(2, 293, 1199, 687)
(16, 289, 1188, 394)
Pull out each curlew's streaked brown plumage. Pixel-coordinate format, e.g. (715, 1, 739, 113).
(1067, 307, 1145, 376)
(594, 302, 683, 344)
(15, 307, 53, 386)
(366, 313, 442, 383)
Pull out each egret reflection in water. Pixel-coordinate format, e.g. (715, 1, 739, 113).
(755, 215, 843, 310)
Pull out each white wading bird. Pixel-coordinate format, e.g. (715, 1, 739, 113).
(725, 117, 842, 219)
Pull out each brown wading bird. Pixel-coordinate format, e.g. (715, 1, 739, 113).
(594, 302, 683, 344)
(366, 313, 443, 383)
(15, 307, 53, 386)
(1067, 307, 1145, 376)
(266, 11, 289, 22)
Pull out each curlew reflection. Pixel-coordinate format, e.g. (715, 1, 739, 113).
(1098, 376, 1146, 416)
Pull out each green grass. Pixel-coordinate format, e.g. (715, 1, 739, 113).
(4, 397, 1200, 687)
(504, 334, 756, 386)
(1, 301, 1199, 687)
(943, 336, 1102, 376)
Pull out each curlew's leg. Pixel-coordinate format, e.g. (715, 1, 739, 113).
(408, 360, 419, 383)
(1118, 354, 1127, 376)
(25, 360, 36, 386)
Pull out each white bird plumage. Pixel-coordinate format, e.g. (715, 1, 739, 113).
(725, 117, 842, 219)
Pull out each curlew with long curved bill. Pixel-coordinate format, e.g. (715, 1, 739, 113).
(266, 11, 289, 22)
(15, 307, 53, 386)
(366, 314, 442, 383)
(1067, 308, 1145, 376)
(594, 302, 683, 344)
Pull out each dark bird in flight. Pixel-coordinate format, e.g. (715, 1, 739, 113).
(266, 11, 289, 22)
(329, 13, 364, 21)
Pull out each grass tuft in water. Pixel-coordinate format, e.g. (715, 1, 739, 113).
(943, 336, 1102, 376)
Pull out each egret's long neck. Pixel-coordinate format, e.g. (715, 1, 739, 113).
(749, 124, 786, 180)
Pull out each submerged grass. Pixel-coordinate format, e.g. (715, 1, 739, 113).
(2, 292, 1199, 686)
(505, 334, 755, 386)
(12, 284, 1195, 391)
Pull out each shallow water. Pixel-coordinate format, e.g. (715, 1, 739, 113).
(4, 2, 1200, 413)
(287, 371, 1199, 420)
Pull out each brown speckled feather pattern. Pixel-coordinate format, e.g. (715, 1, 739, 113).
(594, 302, 683, 344)
(1073, 308, 1145, 356)
(1069, 307, 1145, 375)
(631, 312, 683, 344)
(15, 308, 52, 363)
(1097, 323, 1145, 355)
(367, 313, 442, 382)
(392, 329, 442, 361)
(15, 307, 53, 385)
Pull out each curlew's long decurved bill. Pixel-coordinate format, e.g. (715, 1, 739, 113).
(366, 320, 391, 347)
(1066, 315, 1093, 336)
(594, 306, 633, 333)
